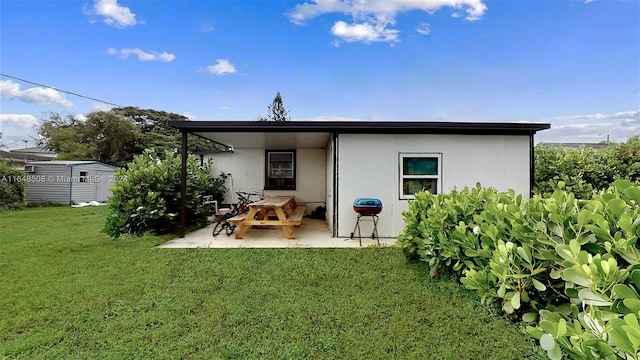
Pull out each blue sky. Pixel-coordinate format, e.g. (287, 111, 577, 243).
(1, 0, 638, 150)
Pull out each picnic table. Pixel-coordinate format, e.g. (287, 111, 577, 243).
(228, 196, 306, 239)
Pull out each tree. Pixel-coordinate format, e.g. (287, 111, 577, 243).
(0, 131, 5, 149)
(37, 108, 221, 167)
(37, 111, 138, 164)
(259, 92, 290, 121)
(85, 111, 140, 165)
(110, 107, 211, 153)
(38, 113, 95, 160)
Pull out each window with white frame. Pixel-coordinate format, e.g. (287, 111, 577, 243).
(265, 150, 296, 190)
(399, 153, 442, 199)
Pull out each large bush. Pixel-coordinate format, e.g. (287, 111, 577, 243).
(104, 149, 226, 237)
(599, 135, 640, 183)
(397, 181, 640, 359)
(0, 160, 25, 210)
(534, 136, 640, 198)
(534, 145, 601, 198)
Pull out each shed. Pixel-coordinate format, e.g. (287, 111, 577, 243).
(24, 161, 117, 205)
(169, 120, 550, 238)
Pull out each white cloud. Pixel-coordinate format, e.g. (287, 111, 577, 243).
(553, 110, 639, 122)
(331, 20, 399, 43)
(84, 0, 138, 28)
(183, 112, 197, 119)
(416, 22, 431, 35)
(22, 88, 74, 108)
(91, 103, 113, 112)
(107, 48, 176, 62)
(288, 0, 487, 43)
(205, 59, 237, 75)
(288, 0, 350, 25)
(0, 114, 38, 129)
(220, 106, 231, 110)
(536, 110, 640, 144)
(0, 80, 73, 108)
(74, 114, 88, 122)
(0, 79, 21, 97)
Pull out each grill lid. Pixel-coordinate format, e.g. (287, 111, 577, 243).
(353, 198, 382, 209)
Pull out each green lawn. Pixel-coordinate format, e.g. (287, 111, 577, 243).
(0, 206, 544, 359)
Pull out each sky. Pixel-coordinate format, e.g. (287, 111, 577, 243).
(1, 0, 639, 150)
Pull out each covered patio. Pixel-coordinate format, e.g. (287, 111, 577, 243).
(158, 218, 396, 248)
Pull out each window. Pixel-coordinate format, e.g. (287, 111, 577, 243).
(79, 171, 88, 183)
(265, 150, 296, 190)
(399, 153, 442, 199)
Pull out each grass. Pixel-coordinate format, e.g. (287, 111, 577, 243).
(0, 206, 544, 359)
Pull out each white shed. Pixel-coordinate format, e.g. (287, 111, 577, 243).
(170, 121, 550, 238)
(24, 161, 116, 205)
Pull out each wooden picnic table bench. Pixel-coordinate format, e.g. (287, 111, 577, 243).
(230, 196, 306, 239)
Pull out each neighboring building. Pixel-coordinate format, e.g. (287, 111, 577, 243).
(0, 149, 55, 166)
(24, 161, 116, 204)
(10, 146, 57, 159)
(169, 121, 550, 238)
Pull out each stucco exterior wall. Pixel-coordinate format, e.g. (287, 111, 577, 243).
(207, 148, 327, 214)
(336, 134, 531, 238)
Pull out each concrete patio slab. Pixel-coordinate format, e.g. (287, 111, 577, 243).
(158, 218, 397, 248)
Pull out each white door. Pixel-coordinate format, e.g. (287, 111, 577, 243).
(96, 170, 114, 202)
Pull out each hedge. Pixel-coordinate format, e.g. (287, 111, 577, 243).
(398, 180, 640, 359)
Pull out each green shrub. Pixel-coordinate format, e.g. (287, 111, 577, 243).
(598, 135, 640, 183)
(534, 145, 604, 198)
(534, 136, 640, 198)
(527, 180, 640, 359)
(104, 149, 227, 237)
(398, 184, 560, 312)
(0, 160, 24, 210)
(398, 184, 507, 277)
(398, 180, 640, 359)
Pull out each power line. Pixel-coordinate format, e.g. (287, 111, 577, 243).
(0, 73, 124, 108)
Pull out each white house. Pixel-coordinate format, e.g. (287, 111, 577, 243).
(169, 121, 550, 238)
(24, 161, 116, 205)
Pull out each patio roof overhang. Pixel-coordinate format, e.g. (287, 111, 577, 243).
(169, 120, 550, 134)
(169, 120, 550, 149)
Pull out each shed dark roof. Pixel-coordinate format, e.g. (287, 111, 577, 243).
(169, 120, 550, 135)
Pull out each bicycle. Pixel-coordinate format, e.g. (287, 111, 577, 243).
(212, 191, 265, 237)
